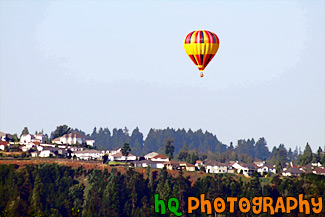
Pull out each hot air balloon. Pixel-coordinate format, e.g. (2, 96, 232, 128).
(184, 30, 219, 77)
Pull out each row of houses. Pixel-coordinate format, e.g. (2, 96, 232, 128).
(282, 164, 325, 176)
(2, 131, 325, 177)
(20, 132, 95, 146)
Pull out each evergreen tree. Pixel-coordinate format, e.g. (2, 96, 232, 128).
(51, 125, 71, 140)
(21, 127, 29, 136)
(314, 146, 323, 163)
(300, 143, 313, 166)
(31, 174, 43, 216)
(164, 138, 175, 160)
(129, 127, 143, 156)
(254, 137, 270, 160)
(122, 143, 132, 166)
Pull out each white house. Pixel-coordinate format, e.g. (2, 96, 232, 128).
(41, 144, 56, 148)
(253, 161, 265, 167)
(20, 134, 34, 145)
(53, 133, 85, 145)
(134, 160, 152, 168)
(232, 162, 257, 177)
(31, 151, 40, 157)
(32, 134, 45, 143)
(144, 152, 159, 160)
(72, 149, 104, 160)
(85, 139, 95, 147)
(110, 147, 122, 155)
(21, 142, 39, 152)
(150, 161, 166, 169)
(0, 141, 10, 151)
(21, 146, 29, 152)
(195, 160, 203, 170)
(313, 167, 325, 176)
(52, 137, 61, 144)
(312, 162, 323, 167)
(179, 162, 196, 171)
(134, 160, 165, 169)
(151, 154, 169, 162)
(108, 152, 136, 161)
(39, 150, 56, 158)
(20, 134, 45, 145)
(153, 161, 168, 169)
(0, 131, 6, 141)
(257, 165, 276, 175)
(205, 160, 228, 174)
(0, 132, 12, 142)
(282, 167, 304, 176)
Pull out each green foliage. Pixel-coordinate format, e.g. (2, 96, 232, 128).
(164, 138, 175, 160)
(270, 144, 288, 167)
(21, 127, 29, 136)
(51, 125, 72, 140)
(300, 143, 313, 166)
(103, 155, 109, 164)
(121, 143, 131, 157)
(0, 163, 324, 216)
(11, 134, 19, 142)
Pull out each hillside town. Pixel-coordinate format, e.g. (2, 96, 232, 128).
(1, 130, 324, 177)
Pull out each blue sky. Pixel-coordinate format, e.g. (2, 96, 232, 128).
(0, 0, 324, 151)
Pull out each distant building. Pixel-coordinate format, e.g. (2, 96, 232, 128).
(85, 139, 95, 147)
(0, 131, 12, 142)
(72, 149, 104, 160)
(144, 152, 159, 160)
(232, 162, 257, 177)
(0, 141, 10, 151)
(165, 160, 180, 170)
(110, 147, 122, 155)
(20, 134, 34, 145)
(108, 152, 136, 161)
(52, 133, 85, 145)
(195, 160, 203, 170)
(151, 154, 169, 162)
(134, 160, 166, 169)
(179, 162, 196, 171)
(256, 165, 276, 175)
(312, 167, 325, 176)
(39, 150, 56, 158)
(282, 167, 305, 176)
(205, 160, 228, 174)
(31, 151, 40, 158)
(20, 134, 45, 145)
(253, 161, 265, 167)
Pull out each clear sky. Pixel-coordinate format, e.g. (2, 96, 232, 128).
(0, 0, 324, 151)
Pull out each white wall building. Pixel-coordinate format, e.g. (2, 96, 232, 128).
(109, 152, 136, 161)
(144, 152, 159, 160)
(151, 154, 169, 162)
(232, 162, 257, 177)
(205, 160, 229, 174)
(85, 140, 95, 147)
(72, 149, 104, 160)
(39, 150, 56, 158)
(53, 133, 86, 145)
(0, 141, 10, 151)
(20, 134, 34, 145)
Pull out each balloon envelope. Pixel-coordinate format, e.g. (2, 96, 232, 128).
(184, 30, 219, 76)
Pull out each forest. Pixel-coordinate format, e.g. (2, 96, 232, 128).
(11, 125, 325, 170)
(71, 126, 325, 168)
(0, 163, 324, 217)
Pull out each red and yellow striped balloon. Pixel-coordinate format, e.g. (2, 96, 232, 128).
(184, 30, 219, 77)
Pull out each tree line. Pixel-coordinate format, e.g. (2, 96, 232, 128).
(16, 125, 325, 168)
